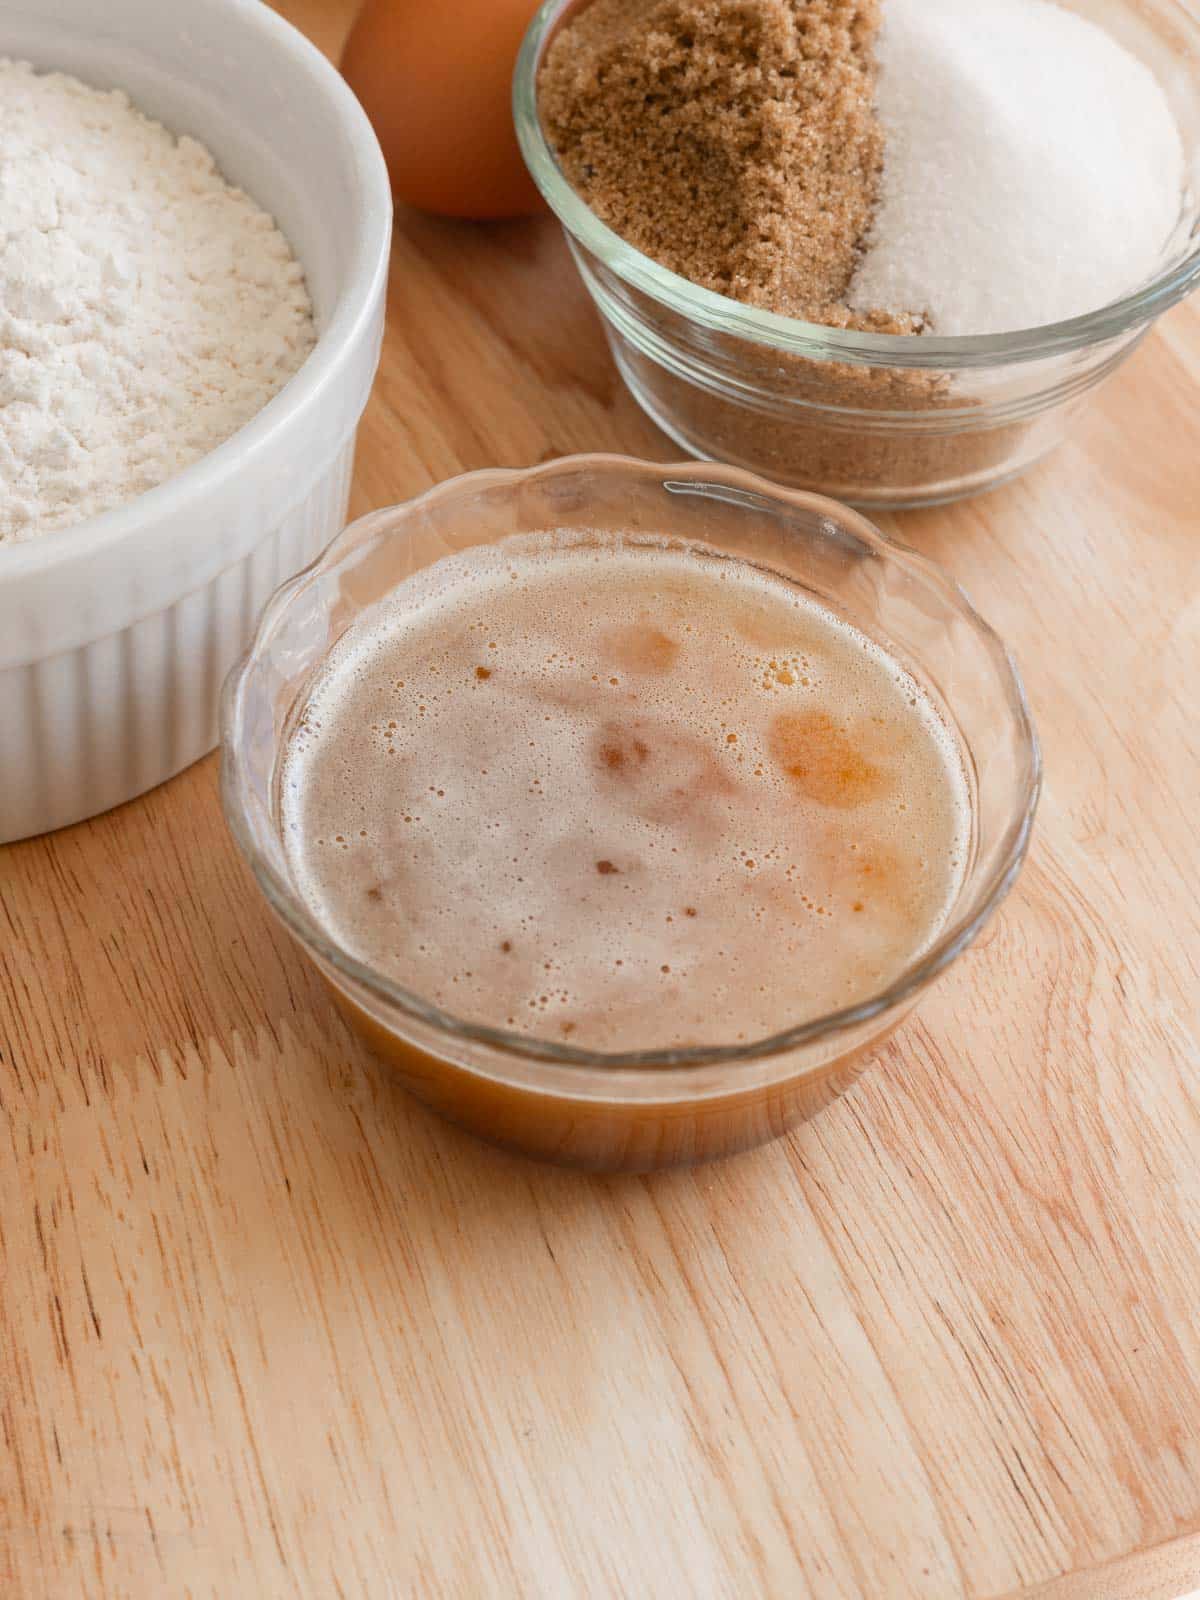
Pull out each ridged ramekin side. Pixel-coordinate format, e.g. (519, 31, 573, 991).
(0, 441, 354, 843)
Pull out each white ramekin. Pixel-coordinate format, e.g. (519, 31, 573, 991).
(0, 0, 392, 841)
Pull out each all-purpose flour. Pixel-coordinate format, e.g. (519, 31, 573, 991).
(0, 60, 316, 542)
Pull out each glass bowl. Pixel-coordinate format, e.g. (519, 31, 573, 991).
(513, 0, 1200, 509)
(221, 455, 1040, 1171)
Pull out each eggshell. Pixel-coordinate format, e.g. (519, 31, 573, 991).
(341, 0, 545, 220)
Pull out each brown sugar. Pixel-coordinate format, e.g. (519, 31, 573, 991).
(538, 0, 1039, 501)
(538, 0, 914, 331)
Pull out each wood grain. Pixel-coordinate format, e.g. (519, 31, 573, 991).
(3, 1, 1200, 1594)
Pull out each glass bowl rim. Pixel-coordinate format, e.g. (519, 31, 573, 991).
(220, 453, 1042, 1075)
(513, 0, 1200, 369)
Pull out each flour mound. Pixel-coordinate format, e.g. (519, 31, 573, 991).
(0, 59, 316, 542)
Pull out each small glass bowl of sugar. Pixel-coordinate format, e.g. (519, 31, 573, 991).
(515, 0, 1200, 510)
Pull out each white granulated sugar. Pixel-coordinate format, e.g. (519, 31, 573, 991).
(847, 0, 1186, 337)
(0, 60, 316, 542)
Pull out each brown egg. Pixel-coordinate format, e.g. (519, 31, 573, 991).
(340, 0, 546, 220)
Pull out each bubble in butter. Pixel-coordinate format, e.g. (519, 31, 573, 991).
(341, 0, 545, 220)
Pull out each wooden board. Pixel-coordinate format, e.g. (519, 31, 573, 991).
(3, 2, 1199, 1594)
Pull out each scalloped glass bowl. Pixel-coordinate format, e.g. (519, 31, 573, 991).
(514, 0, 1200, 508)
(221, 456, 1040, 1171)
